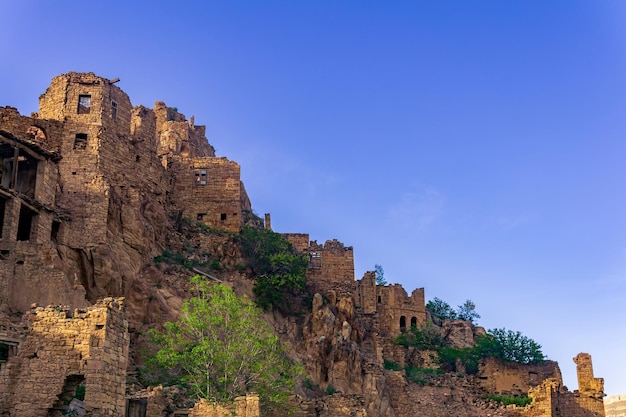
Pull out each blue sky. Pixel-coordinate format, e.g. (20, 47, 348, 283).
(2, 0, 625, 396)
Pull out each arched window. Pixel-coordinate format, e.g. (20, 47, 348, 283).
(411, 317, 417, 329)
(400, 316, 406, 333)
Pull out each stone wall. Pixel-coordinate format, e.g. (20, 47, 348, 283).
(168, 156, 244, 233)
(188, 395, 260, 417)
(477, 357, 562, 395)
(0, 297, 129, 417)
(522, 353, 605, 417)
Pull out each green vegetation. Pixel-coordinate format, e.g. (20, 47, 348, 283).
(395, 322, 446, 350)
(374, 264, 387, 285)
(395, 322, 545, 375)
(437, 329, 545, 374)
(383, 359, 403, 371)
(325, 385, 336, 395)
(153, 249, 206, 270)
(426, 297, 480, 324)
(405, 365, 443, 386)
(146, 276, 299, 413)
(457, 299, 480, 324)
(237, 226, 308, 311)
(478, 328, 545, 365)
(426, 297, 457, 320)
(485, 394, 532, 407)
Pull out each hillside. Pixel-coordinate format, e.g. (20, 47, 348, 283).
(0, 72, 606, 417)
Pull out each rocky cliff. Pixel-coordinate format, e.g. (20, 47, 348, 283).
(0, 72, 606, 417)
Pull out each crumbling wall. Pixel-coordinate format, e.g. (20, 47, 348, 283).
(523, 353, 605, 417)
(0, 298, 129, 417)
(477, 357, 562, 395)
(376, 284, 426, 338)
(188, 394, 260, 417)
(305, 239, 355, 295)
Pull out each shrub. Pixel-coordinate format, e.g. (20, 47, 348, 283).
(325, 385, 336, 395)
(383, 359, 402, 371)
(237, 226, 308, 310)
(485, 394, 532, 407)
(395, 322, 446, 350)
(477, 329, 545, 365)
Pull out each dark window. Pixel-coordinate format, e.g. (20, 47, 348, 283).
(51, 221, 61, 242)
(111, 100, 118, 120)
(377, 295, 381, 303)
(195, 169, 207, 185)
(196, 213, 205, 221)
(309, 252, 322, 269)
(77, 95, 91, 114)
(0, 198, 5, 238)
(400, 316, 407, 333)
(220, 213, 227, 221)
(411, 317, 417, 329)
(74, 133, 87, 150)
(0, 343, 8, 363)
(17, 205, 36, 241)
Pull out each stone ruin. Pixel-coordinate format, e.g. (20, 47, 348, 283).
(0, 72, 608, 417)
(0, 298, 128, 417)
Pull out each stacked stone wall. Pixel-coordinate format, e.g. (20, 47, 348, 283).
(168, 156, 243, 233)
(306, 239, 354, 294)
(477, 357, 562, 395)
(188, 394, 260, 417)
(0, 297, 129, 417)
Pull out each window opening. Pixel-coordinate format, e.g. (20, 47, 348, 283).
(15, 154, 37, 198)
(111, 100, 118, 120)
(0, 341, 18, 369)
(0, 197, 5, 238)
(195, 169, 207, 185)
(74, 133, 88, 150)
(196, 213, 205, 221)
(220, 213, 227, 221)
(17, 204, 37, 241)
(411, 317, 417, 329)
(400, 316, 407, 333)
(309, 251, 322, 269)
(377, 295, 381, 304)
(77, 95, 91, 114)
(126, 398, 148, 417)
(51, 221, 61, 242)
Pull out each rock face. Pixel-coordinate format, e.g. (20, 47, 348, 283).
(0, 72, 608, 417)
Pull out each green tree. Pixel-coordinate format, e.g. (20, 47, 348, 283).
(238, 226, 308, 310)
(457, 299, 480, 324)
(478, 328, 545, 364)
(426, 297, 457, 320)
(147, 276, 298, 412)
(374, 264, 387, 285)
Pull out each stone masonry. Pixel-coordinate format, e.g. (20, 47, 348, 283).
(0, 297, 129, 417)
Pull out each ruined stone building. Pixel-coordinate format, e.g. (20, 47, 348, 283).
(0, 72, 607, 417)
(0, 72, 252, 416)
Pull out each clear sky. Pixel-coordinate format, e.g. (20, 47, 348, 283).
(2, 0, 625, 396)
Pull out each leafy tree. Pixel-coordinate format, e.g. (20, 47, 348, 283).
(147, 276, 298, 412)
(238, 226, 308, 310)
(456, 299, 480, 324)
(426, 297, 457, 320)
(374, 264, 387, 285)
(477, 328, 545, 364)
